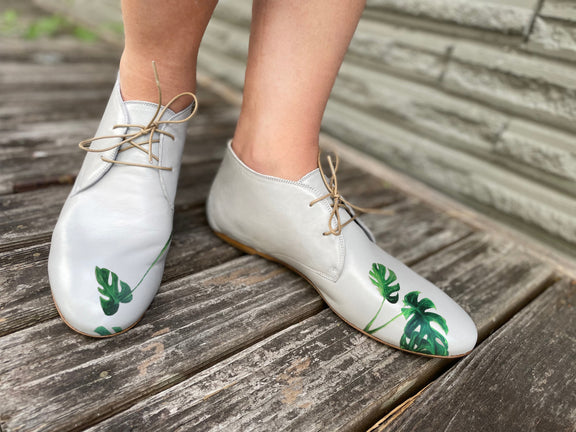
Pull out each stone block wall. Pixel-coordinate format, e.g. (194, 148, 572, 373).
(34, 0, 576, 256)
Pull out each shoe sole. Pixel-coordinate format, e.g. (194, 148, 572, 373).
(214, 230, 472, 359)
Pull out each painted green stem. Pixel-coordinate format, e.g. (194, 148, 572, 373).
(366, 311, 403, 335)
(363, 298, 386, 333)
(130, 234, 172, 295)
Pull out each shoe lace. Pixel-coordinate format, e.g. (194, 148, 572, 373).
(78, 61, 198, 171)
(309, 152, 385, 236)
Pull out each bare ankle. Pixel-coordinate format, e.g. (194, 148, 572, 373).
(231, 135, 318, 181)
(119, 53, 196, 112)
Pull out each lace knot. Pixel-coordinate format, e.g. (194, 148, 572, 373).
(309, 152, 385, 236)
(78, 61, 197, 171)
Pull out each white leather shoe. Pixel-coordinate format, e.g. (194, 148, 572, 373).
(49, 67, 196, 337)
(207, 141, 477, 357)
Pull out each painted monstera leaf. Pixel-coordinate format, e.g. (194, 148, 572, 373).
(94, 326, 123, 336)
(95, 266, 133, 316)
(369, 263, 400, 303)
(364, 263, 401, 333)
(400, 291, 449, 356)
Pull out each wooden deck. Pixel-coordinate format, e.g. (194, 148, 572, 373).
(1, 13, 575, 432)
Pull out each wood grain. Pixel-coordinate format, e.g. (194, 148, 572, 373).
(0, 115, 237, 196)
(0, 257, 322, 432)
(0, 37, 120, 63)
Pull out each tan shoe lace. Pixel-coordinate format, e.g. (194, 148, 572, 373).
(310, 152, 385, 236)
(78, 61, 198, 171)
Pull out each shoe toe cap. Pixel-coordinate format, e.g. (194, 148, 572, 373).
(48, 227, 167, 338)
(445, 307, 478, 357)
(48, 258, 147, 337)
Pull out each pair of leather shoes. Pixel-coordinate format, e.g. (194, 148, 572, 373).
(49, 75, 477, 357)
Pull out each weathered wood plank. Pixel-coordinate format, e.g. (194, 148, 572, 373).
(84, 233, 556, 432)
(371, 279, 576, 432)
(0, 88, 230, 128)
(0, 110, 238, 195)
(0, 62, 118, 92)
(0, 37, 120, 63)
(359, 198, 471, 266)
(0, 257, 322, 432)
(0, 89, 111, 127)
(0, 186, 69, 250)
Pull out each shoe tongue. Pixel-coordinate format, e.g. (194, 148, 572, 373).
(114, 101, 176, 167)
(298, 167, 353, 228)
(298, 168, 329, 196)
(124, 100, 175, 125)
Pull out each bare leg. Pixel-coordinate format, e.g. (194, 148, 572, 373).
(120, 0, 218, 112)
(232, 0, 366, 180)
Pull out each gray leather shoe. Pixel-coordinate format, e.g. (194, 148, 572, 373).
(207, 141, 477, 357)
(49, 69, 196, 337)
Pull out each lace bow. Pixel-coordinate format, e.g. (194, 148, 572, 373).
(310, 152, 385, 236)
(78, 61, 197, 171)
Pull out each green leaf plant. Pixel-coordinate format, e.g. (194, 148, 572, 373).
(95, 235, 171, 316)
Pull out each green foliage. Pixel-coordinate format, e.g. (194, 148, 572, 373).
(94, 326, 123, 336)
(400, 291, 449, 356)
(25, 15, 66, 39)
(0, 8, 97, 42)
(73, 26, 97, 41)
(100, 21, 124, 36)
(95, 267, 133, 316)
(0, 9, 19, 36)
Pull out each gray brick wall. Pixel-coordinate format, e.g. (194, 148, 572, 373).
(34, 0, 576, 256)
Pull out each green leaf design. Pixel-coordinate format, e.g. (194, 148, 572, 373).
(94, 326, 123, 336)
(369, 263, 400, 303)
(96, 266, 133, 316)
(364, 263, 401, 334)
(94, 235, 172, 316)
(399, 291, 449, 356)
